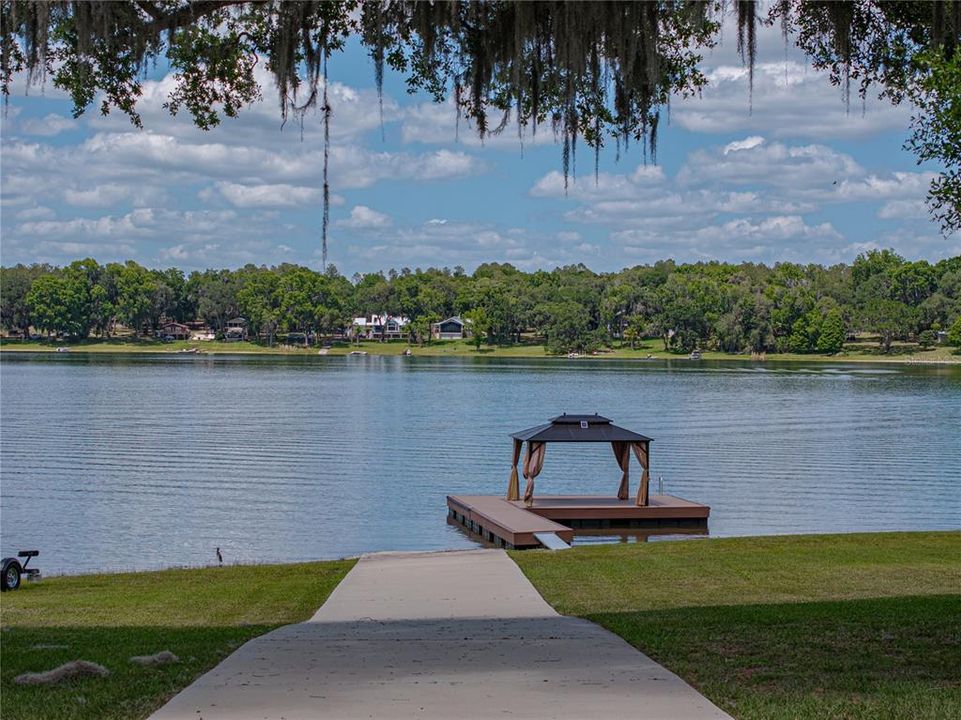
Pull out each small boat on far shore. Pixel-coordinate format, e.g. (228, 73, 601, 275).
(689, 350, 702, 360)
(348, 350, 368, 356)
(56, 347, 70, 353)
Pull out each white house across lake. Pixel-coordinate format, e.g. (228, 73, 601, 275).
(351, 314, 409, 340)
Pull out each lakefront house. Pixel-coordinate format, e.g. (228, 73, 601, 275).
(158, 322, 191, 341)
(224, 318, 248, 342)
(351, 314, 409, 341)
(430, 316, 469, 341)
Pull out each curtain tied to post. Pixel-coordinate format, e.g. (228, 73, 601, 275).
(522, 441, 546, 506)
(507, 438, 522, 501)
(633, 441, 650, 506)
(611, 441, 631, 500)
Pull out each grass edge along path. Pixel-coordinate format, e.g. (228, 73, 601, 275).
(0, 559, 355, 720)
(512, 531, 961, 720)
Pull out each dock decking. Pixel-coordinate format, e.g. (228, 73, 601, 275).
(447, 494, 710, 549)
(447, 495, 574, 548)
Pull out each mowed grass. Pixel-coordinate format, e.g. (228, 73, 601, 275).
(512, 532, 961, 720)
(0, 560, 354, 720)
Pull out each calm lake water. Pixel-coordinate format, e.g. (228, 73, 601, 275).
(1, 353, 958, 573)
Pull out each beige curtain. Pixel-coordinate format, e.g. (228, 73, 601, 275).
(522, 441, 546, 505)
(507, 438, 522, 500)
(633, 441, 650, 506)
(611, 441, 631, 500)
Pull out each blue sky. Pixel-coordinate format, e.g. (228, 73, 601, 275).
(1, 18, 958, 274)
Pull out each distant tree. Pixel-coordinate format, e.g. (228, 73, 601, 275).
(862, 298, 917, 353)
(540, 301, 592, 354)
(237, 267, 282, 345)
(0, 264, 52, 335)
(622, 315, 646, 351)
(88, 283, 114, 338)
(27, 271, 91, 338)
(109, 261, 157, 335)
(918, 329, 937, 349)
(816, 308, 846, 354)
(852, 249, 905, 290)
(409, 313, 438, 346)
(190, 269, 241, 334)
(786, 309, 822, 354)
(463, 308, 489, 350)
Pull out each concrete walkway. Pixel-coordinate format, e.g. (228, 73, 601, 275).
(151, 549, 732, 719)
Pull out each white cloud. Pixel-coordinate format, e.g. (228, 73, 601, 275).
(723, 136, 765, 154)
(336, 205, 392, 229)
(14, 205, 55, 221)
(210, 182, 323, 208)
(834, 171, 937, 202)
(530, 166, 665, 201)
(63, 183, 149, 208)
(401, 97, 556, 149)
(672, 60, 910, 139)
(523, 132, 949, 268)
(878, 198, 929, 221)
(20, 113, 75, 137)
(678, 139, 864, 192)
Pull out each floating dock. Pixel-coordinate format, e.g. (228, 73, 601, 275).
(447, 494, 710, 549)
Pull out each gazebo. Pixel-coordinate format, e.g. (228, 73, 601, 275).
(507, 414, 653, 507)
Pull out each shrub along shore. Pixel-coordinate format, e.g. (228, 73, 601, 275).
(1, 532, 958, 720)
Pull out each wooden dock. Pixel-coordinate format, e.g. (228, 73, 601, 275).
(447, 494, 710, 549)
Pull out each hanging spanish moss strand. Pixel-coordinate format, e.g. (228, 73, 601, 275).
(373, 0, 385, 141)
(737, 0, 757, 111)
(322, 45, 330, 273)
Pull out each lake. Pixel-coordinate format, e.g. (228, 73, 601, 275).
(1, 352, 958, 574)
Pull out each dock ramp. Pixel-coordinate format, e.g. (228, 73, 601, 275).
(534, 532, 571, 550)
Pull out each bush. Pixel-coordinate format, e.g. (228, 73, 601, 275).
(947, 316, 961, 348)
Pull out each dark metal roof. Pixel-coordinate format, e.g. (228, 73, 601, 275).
(511, 413, 652, 443)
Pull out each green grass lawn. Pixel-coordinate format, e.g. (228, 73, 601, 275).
(512, 531, 961, 720)
(2, 336, 958, 363)
(0, 560, 354, 720)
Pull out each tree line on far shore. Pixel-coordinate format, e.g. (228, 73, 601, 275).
(2, 251, 960, 355)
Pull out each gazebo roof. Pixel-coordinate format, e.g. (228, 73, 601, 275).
(510, 413, 652, 443)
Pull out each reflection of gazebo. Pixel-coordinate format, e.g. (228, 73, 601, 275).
(507, 414, 653, 507)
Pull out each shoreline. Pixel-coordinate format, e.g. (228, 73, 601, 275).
(18, 529, 961, 579)
(2, 340, 959, 365)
